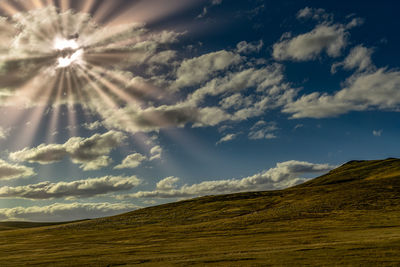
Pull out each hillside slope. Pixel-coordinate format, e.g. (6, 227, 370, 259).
(1, 158, 400, 266)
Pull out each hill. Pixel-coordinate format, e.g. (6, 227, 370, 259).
(1, 158, 400, 266)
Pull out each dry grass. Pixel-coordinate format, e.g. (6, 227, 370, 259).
(1, 158, 400, 266)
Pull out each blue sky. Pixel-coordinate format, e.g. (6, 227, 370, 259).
(0, 0, 399, 221)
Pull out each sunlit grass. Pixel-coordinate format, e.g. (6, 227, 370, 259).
(1, 158, 400, 265)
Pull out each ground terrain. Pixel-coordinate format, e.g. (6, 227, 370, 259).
(1, 158, 400, 266)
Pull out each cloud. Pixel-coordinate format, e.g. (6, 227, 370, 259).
(296, 7, 333, 21)
(331, 45, 375, 73)
(10, 131, 126, 170)
(0, 127, 9, 140)
(118, 160, 335, 199)
(219, 93, 253, 110)
(284, 68, 400, 118)
(236, 40, 264, 54)
(0, 159, 35, 181)
(0, 175, 141, 200)
(156, 176, 180, 190)
(114, 153, 147, 169)
(273, 23, 348, 61)
(149, 145, 163, 161)
(90, 44, 292, 134)
(197, 0, 223, 18)
(186, 63, 285, 106)
(0, 5, 185, 126)
(373, 130, 383, 137)
(248, 121, 278, 140)
(211, 0, 223, 5)
(82, 121, 103, 131)
(273, 7, 365, 62)
(100, 103, 233, 133)
(216, 133, 238, 145)
(171, 50, 242, 90)
(0, 202, 139, 222)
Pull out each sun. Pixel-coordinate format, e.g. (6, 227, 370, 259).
(53, 36, 84, 68)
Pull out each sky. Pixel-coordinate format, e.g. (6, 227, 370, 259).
(0, 0, 399, 222)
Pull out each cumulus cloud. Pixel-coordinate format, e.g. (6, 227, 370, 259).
(118, 160, 335, 199)
(284, 68, 400, 118)
(149, 145, 163, 161)
(171, 50, 242, 90)
(248, 121, 278, 140)
(273, 24, 348, 61)
(114, 153, 147, 169)
(236, 40, 264, 54)
(86, 43, 292, 134)
(296, 7, 333, 21)
(273, 7, 365, 62)
(10, 131, 126, 170)
(216, 133, 238, 145)
(219, 93, 253, 110)
(0, 159, 35, 181)
(0, 175, 141, 200)
(82, 121, 103, 131)
(0, 202, 139, 222)
(100, 103, 233, 133)
(331, 45, 375, 73)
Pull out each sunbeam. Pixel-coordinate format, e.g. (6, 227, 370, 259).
(0, 1, 190, 141)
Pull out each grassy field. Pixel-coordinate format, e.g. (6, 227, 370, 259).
(1, 158, 400, 266)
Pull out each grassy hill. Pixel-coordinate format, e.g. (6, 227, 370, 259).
(0, 221, 80, 231)
(1, 158, 400, 266)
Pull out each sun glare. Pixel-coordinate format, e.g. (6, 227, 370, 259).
(53, 36, 84, 68)
(57, 48, 84, 68)
(53, 36, 80, 50)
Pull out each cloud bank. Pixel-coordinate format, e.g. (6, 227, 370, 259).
(0, 175, 141, 200)
(118, 160, 335, 199)
(0, 202, 139, 222)
(10, 131, 126, 170)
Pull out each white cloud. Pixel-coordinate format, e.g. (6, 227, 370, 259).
(373, 130, 383, 137)
(118, 160, 335, 199)
(0, 127, 9, 140)
(219, 93, 253, 110)
(211, 0, 223, 5)
(0, 159, 35, 181)
(149, 145, 163, 161)
(0, 202, 139, 222)
(273, 23, 348, 61)
(156, 176, 179, 191)
(216, 133, 238, 145)
(10, 131, 126, 170)
(171, 50, 242, 90)
(331, 45, 374, 73)
(186, 64, 285, 106)
(0, 175, 141, 200)
(248, 121, 278, 140)
(114, 153, 147, 169)
(100, 104, 233, 133)
(82, 121, 103, 131)
(284, 68, 400, 118)
(296, 7, 333, 21)
(236, 40, 264, 54)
